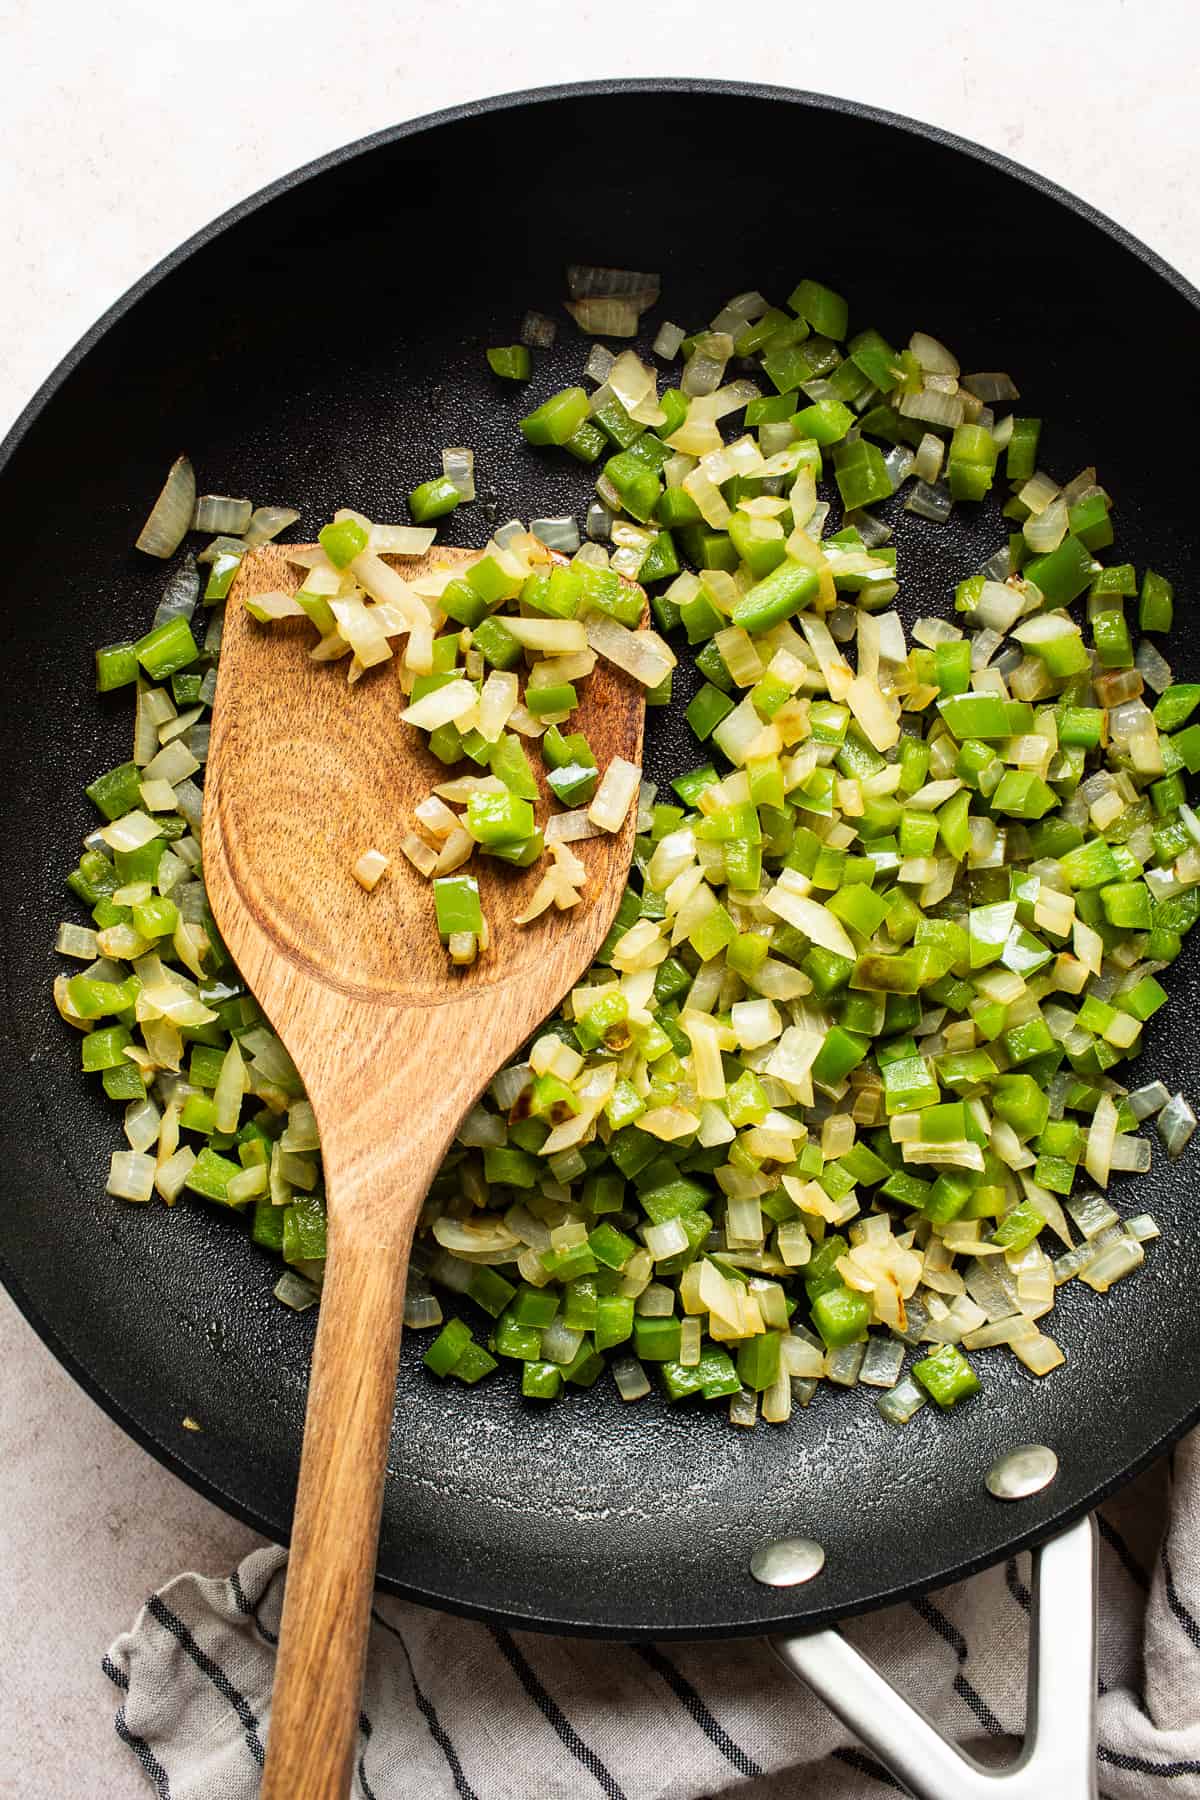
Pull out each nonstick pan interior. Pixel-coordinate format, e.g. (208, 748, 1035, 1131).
(2, 82, 1198, 1637)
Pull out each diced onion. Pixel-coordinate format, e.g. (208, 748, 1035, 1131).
(136, 455, 196, 559)
(193, 495, 252, 535)
(353, 848, 390, 891)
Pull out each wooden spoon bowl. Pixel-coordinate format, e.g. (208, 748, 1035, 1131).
(204, 544, 644, 1798)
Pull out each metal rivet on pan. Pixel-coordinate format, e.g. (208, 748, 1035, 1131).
(750, 1537, 826, 1588)
(985, 1443, 1059, 1501)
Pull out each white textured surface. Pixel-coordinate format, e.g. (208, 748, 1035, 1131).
(1, 4, 1196, 1795)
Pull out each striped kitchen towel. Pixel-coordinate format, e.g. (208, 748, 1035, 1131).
(105, 1429, 1200, 1799)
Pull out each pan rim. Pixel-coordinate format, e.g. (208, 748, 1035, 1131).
(2, 77, 1198, 1638)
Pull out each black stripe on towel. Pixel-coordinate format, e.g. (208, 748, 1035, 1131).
(636, 1644, 764, 1778)
(1097, 1514, 1151, 1592)
(147, 1594, 266, 1768)
(357, 1709, 379, 1800)
(229, 1568, 279, 1646)
(1005, 1558, 1032, 1614)
(1161, 1543, 1200, 1651)
(911, 1597, 1006, 1737)
(1099, 1745, 1200, 1778)
(832, 1745, 907, 1791)
(371, 1609, 480, 1800)
(491, 1627, 629, 1800)
(103, 1656, 171, 1800)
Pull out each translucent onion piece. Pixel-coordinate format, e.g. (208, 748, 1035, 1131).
(653, 321, 686, 359)
(585, 501, 613, 543)
(584, 613, 676, 689)
(1157, 1093, 1197, 1158)
(243, 505, 301, 549)
(352, 848, 390, 891)
(546, 809, 604, 844)
(584, 344, 616, 385)
(909, 434, 944, 488)
(520, 309, 557, 349)
(1023, 495, 1068, 553)
(193, 494, 252, 534)
(962, 372, 1020, 402)
(154, 561, 201, 628)
(589, 758, 642, 834)
(904, 479, 952, 523)
(909, 331, 959, 375)
(136, 455, 196, 558)
(442, 447, 475, 502)
(897, 388, 965, 428)
(530, 516, 581, 555)
(107, 1150, 156, 1203)
(1128, 1081, 1170, 1121)
(613, 1357, 651, 1402)
(566, 297, 639, 337)
(367, 524, 437, 557)
(566, 265, 661, 310)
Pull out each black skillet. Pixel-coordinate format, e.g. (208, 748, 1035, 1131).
(2, 86, 1198, 1681)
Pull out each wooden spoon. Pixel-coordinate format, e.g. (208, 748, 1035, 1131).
(203, 544, 644, 1799)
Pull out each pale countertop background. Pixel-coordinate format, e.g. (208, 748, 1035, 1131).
(1, 2, 1196, 1794)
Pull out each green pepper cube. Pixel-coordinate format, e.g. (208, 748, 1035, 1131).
(102, 1061, 145, 1101)
(1100, 881, 1153, 930)
(811, 1284, 870, 1348)
(511, 1284, 560, 1328)
(315, 516, 367, 569)
(991, 771, 1057, 820)
(594, 1294, 635, 1351)
(1022, 536, 1094, 606)
(603, 453, 661, 524)
(95, 642, 139, 692)
(433, 874, 482, 939)
(134, 616, 199, 680)
(689, 903, 737, 962)
(811, 1025, 869, 1089)
(969, 902, 1018, 968)
(492, 1310, 545, 1361)
(791, 399, 854, 445)
(1154, 685, 1200, 732)
(184, 1146, 243, 1205)
(409, 477, 460, 524)
(86, 761, 144, 822)
(453, 1341, 499, 1384)
(1002, 1015, 1056, 1064)
(731, 560, 819, 634)
(439, 577, 489, 629)
(521, 1360, 562, 1399)
(483, 1144, 540, 1188)
(788, 278, 848, 339)
(833, 440, 893, 511)
(467, 1267, 517, 1318)
(882, 1054, 939, 1114)
(131, 894, 179, 940)
(465, 790, 535, 849)
(1139, 569, 1173, 633)
(686, 682, 736, 741)
(913, 1344, 980, 1407)
(489, 734, 539, 801)
(283, 1194, 328, 1264)
(520, 387, 590, 447)
(736, 1331, 782, 1393)
(632, 1315, 681, 1362)
(423, 1318, 473, 1376)
(487, 344, 532, 380)
(1006, 418, 1042, 483)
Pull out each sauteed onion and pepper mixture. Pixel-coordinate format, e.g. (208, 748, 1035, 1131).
(58, 266, 1196, 1428)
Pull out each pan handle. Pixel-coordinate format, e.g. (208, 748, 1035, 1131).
(768, 1513, 1098, 1800)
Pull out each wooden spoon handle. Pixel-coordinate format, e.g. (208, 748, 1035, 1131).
(261, 1235, 408, 1800)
